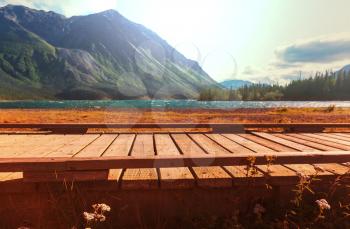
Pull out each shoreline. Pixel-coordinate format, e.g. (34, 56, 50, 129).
(1, 107, 350, 124)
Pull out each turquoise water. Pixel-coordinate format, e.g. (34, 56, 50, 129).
(0, 100, 350, 109)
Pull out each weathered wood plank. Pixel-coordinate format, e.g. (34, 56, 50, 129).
(23, 170, 109, 182)
(0, 172, 23, 182)
(2, 151, 350, 172)
(224, 166, 265, 185)
(312, 163, 350, 175)
(171, 134, 205, 157)
(189, 134, 231, 155)
(0, 173, 15, 181)
(256, 164, 299, 185)
(45, 134, 101, 158)
(253, 132, 316, 152)
(56, 134, 118, 183)
(103, 134, 135, 182)
(206, 134, 255, 154)
(242, 133, 296, 152)
(275, 134, 337, 151)
(223, 134, 275, 153)
(122, 134, 158, 190)
(283, 164, 333, 176)
(121, 169, 159, 190)
(172, 134, 232, 188)
(25, 135, 83, 158)
(16, 135, 84, 182)
(155, 134, 195, 189)
(103, 134, 135, 157)
(22, 135, 109, 182)
(0, 134, 35, 146)
(324, 133, 350, 141)
(309, 134, 350, 148)
(292, 134, 350, 151)
(257, 164, 297, 177)
(333, 133, 350, 139)
(191, 166, 232, 188)
(74, 134, 118, 157)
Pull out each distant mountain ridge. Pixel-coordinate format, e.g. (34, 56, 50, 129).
(0, 5, 218, 100)
(220, 79, 253, 89)
(339, 65, 350, 73)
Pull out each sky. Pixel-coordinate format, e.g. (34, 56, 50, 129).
(1, 0, 350, 83)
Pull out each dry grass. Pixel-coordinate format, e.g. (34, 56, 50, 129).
(1, 108, 350, 124)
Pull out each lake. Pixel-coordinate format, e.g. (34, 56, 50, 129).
(0, 100, 350, 109)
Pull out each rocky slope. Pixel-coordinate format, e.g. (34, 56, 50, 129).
(0, 5, 218, 100)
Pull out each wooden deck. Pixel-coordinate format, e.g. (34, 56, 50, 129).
(1, 129, 350, 189)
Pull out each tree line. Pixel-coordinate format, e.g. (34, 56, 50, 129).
(199, 70, 350, 101)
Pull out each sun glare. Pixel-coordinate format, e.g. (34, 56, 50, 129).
(64, 0, 118, 16)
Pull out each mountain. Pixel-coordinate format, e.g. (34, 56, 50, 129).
(0, 5, 218, 100)
(220, 79, 253, 89)
(339, 65, 350, 73)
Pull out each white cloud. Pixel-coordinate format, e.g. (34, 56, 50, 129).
(243, 34, 350, 84)
(275, 34, 350, 63)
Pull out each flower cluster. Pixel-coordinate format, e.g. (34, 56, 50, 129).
(316, 199, 331, 211)
(83, 203, 111, 224)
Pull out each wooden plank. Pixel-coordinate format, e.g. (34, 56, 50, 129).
(172, 134, 232, 188)
(257, 164, 297, 177)
(253, 132, 316, 152)
(155, 134, 195, 189)
(333, 133, 350, 139)
(0, 134, 10, 145)
(0, 173, 15, 181)
(310, 133, 350, 147)
(0, 136, 35, 157)
(0, 134, 35, 146)
(256, 164, 299, 185)
(224, 166, 264, 178)
(5, 135, 79, 181)
(224, 166, 265, 185)
(171, 134, 206, 156)
(0, 135, 71, 158)
(275, 134, 337, 151)
(312, 164, 350, 175)
(242, 133, 296, 152)
(283, 164, 333, 176)
(103, 134, 135, 157)
(22, 135, 107, 182)
(206, 134, 255, 154)
(2, 151, 350, 172)
(23, 170, 109, 182)
(0, 172, 23, 182)
(103, 134, 135, 182)
(191, 166, 232, 188)
(45, 134, 100, 158)
(291, 134, 350, 151)
(189, 134, 231, 155)
(223, 134, 275, 153)
(324, 133, 350, 141)
(31, 135, 83, 158)
(121, 134, 158, 190)
(4, 172, 23, 181)
(74, 134, 118, 157)
(55, 134, 118, 183)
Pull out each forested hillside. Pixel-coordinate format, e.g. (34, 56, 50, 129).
(199, 70, 350, 101)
